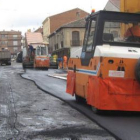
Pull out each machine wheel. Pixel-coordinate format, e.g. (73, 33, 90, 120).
(75, 94, 84, 103)
(91, 106, 102, 114)
(135, 58, 140, 83)
(22, 64, 26, 69)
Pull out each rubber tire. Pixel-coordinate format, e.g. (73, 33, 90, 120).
(135, 58, 140, 83)
(91, 106, 102, 115)
(75, 94, 84, 103)
(22, 64, 26, 69)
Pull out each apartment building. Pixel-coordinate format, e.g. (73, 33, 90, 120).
(49, 18, 86, 57)
(0, 30, 22, 56)
(42, 8, 89, 46)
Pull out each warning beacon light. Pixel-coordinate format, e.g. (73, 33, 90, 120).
(91, 9, 95, 13)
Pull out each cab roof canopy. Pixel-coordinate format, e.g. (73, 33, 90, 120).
(25, 32, 43, 46)
(89, 10, 140, 20)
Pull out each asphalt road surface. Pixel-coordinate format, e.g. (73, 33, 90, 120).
(22, 64, 140, 140)
(0, 62, 115, 139)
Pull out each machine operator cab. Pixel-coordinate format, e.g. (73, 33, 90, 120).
(80, 10, 140, 66)
(35, 45, 48, 56)
(34, 45, 50, 69)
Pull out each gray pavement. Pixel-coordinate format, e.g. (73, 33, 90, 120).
(0, 63, 116, 139)
(23, 67, 140, 140)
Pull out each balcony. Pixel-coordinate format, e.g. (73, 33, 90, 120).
(70, 40, 82, 46)
(8, 37, 22, 40)
(8, 44, 21, 47)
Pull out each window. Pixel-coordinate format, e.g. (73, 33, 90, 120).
(83, 18, 96, 52)
(55, 44, 58, 50)
(36, 46, 47, 56)
(76, 11, 80, 19)
(1, 34, 7, 38)
(14, 47, 18, 52)
(41, 47, 46, 55)
(1, 41, 7, 45)
(13, 35, 18, 38)
(36, 47, 40, 55)
(103, 21, 140, 44)
(72, 31, 80, 46)
(13, 41, 18, 46)
(111, 30, 118, 38)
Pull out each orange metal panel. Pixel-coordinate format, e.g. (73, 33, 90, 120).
(66, 71, 76, 96)
(34, 56, 50, 68)
(87, 76, 140, 111)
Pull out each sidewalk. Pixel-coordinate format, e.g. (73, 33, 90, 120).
(48, 69, 67, 80)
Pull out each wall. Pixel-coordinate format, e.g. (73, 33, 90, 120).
(42, 8, 88, 46)
(105, 1, 120, 11)
(50, 8, 88, 34)
(49, 27, 85, 52)
(43, 18, 50, 45)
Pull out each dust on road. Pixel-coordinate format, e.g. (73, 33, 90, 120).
(0, 63, 115, 140)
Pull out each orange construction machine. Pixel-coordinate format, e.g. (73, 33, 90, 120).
(22, 32, 50, 69)
(66, 10, 140, 113)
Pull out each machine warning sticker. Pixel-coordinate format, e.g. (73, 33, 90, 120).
(41, 58, 45, 61)
(109, 70, 125, 78)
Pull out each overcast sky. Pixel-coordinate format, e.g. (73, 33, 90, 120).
(0, 0, 108, 35)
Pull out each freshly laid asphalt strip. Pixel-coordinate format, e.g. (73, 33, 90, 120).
(21, 70, 120, 140)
